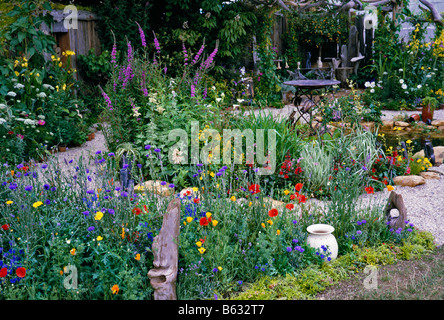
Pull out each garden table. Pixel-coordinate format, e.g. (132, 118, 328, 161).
(283, 79, 341, 134)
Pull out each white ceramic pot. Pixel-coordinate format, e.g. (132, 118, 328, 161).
(306, 224, 338, 261)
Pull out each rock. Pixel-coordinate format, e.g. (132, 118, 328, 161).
(135, 180, 172, 197)
(394, 121, 410, 127)
(393, 175, 426, 187)
(381, 120, 394, 130)
(413, 146, 444, 165)
(419, 172, 441, 180)
(263, 197, 286, 208)
(437, 126, 444, 132)
(431, 119, 444, 127)
(384, 191, 408, 230)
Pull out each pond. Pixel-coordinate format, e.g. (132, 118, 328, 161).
(378, 130, 444, 155)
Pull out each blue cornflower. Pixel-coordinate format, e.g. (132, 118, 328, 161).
(169, 184, 175, 188)
(108, 152, 115, 157)
(41, 164, 48, 169)
(88, 226, 95, 232)
(44, 199, 51, 205)
(286, 247, 292, 252)
(145, 145, 151, 150)
(238, 281, 243, 285)
(43, 184, 50, 190)
(24, 185, 33, 191)
(86, 189, 94, 194)
(216, 172, 223, 176)
(196, 163, 203, 167)
(356, 230, 362, 235)
(160, 181, 167, 186)
(96, 150, 101, 155)
(108, 209, 115, 215)
(82, 211, 90, 216)
(120, 191, 128, 197)
(154, 148, 161, 153)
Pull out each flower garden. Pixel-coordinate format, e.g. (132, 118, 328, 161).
(0, 0, 442, 301)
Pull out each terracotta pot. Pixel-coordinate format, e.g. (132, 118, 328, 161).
(408, 114, 420, 122)
(421, 104, 434, 123)
(440, 104, 444, 110)
(58, 145, 67, 152)
(88, 132, 95, 140)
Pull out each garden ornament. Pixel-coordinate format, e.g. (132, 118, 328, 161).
(306, 52, 311, 69)
(384, 191, 408, 231)
(148, 198, 181, 300)
(424, 139, 435, 166)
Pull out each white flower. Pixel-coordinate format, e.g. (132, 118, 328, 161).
(240, 66, 246, 76)
(13, 83, 25, 89)
(370, 89, 375, 93)
(42, 84, 54, 90)
(399, 69, 403, 72)
(24, 119, 36, 125)
(7, 91, 16, 97)
(216, 98, 222, 102)
(399, 79, 404, 84)
(0, 104, 6, 109)
(364, 81, 371, 88)
(0, 118, 7, 125)
(401, 84, 407, 89)
(37, 92, 47, 98)
(417, 85, 422, 89)
(171, 148, 185, 164)
(37, 115, 45, 119)
(426, 74, 431, 78)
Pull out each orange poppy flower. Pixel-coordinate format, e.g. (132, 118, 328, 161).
(268, 208, 278, 218)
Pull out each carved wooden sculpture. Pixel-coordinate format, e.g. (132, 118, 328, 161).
(148, 198, 181, 300)
(384, 191, 408, 230)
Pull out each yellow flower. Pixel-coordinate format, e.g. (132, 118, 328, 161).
(284, 190, 290, 195)
(186, 217, 193, 223)
(249, 202, 252, 207)
(212, 220, 219, 227)
(218, 266, 223, 271)
(70, 248, 76, 255)
(277, 229, 281, 235)
(111, 284, 119, 295)
(267, 219, 273, 226)
(196, 241, 202, 247)
(192, 187, 198, 192)
(417, 159, 422, 163)
(97, 236, 103, 241)
(6, 200, 13, 205)
(261, 223, 266, 228)
(206, 212, 212, 218)
(33, 201, 43, 208)
(135, 253, 141, 261)
(14, 71, 19, 77)
(95, 211, 104, 220)
(406, 140, 412, 144)
(387, 185, 394, 191)
(121, 227, 125, 239)
(198, 247, 206, 254)
(210, 172, 215, 178)
(230, 196, 236, 202)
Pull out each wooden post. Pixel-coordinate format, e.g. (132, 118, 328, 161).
(148, 198, 181, 300)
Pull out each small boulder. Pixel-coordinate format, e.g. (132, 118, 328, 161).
(419, 172, 441, 180)
(393, 175, 426, 187)
(381, 120, 394, 130)
(135, 180, 172, 197)
(413, 146, 444, 165)
(394, 121, 410, 127)
(431, 119, 444, 127)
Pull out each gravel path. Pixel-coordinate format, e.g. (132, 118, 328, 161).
(47, 123, 444, 246)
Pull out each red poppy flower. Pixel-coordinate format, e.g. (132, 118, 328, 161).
(284, 174, 289, 179)
(248, 184, 261, 194)
(295, 183, 303, 192)
(290, 194, 296, 200)
(297, 194, 307, 204)
(143, 205, 149, 213)
(199, 217, 209, 226)
(295, 167, 302, 174)
(1, 224, 9, 231)
(0, 267, 7, 278)
(132, 207, 142, 215)
(16, 267, 26, 278)
(286, 203, 294, 210)
(193, 198, 200, 204)
(365, 186, 374, 194)
(268, 208, 278, 218)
